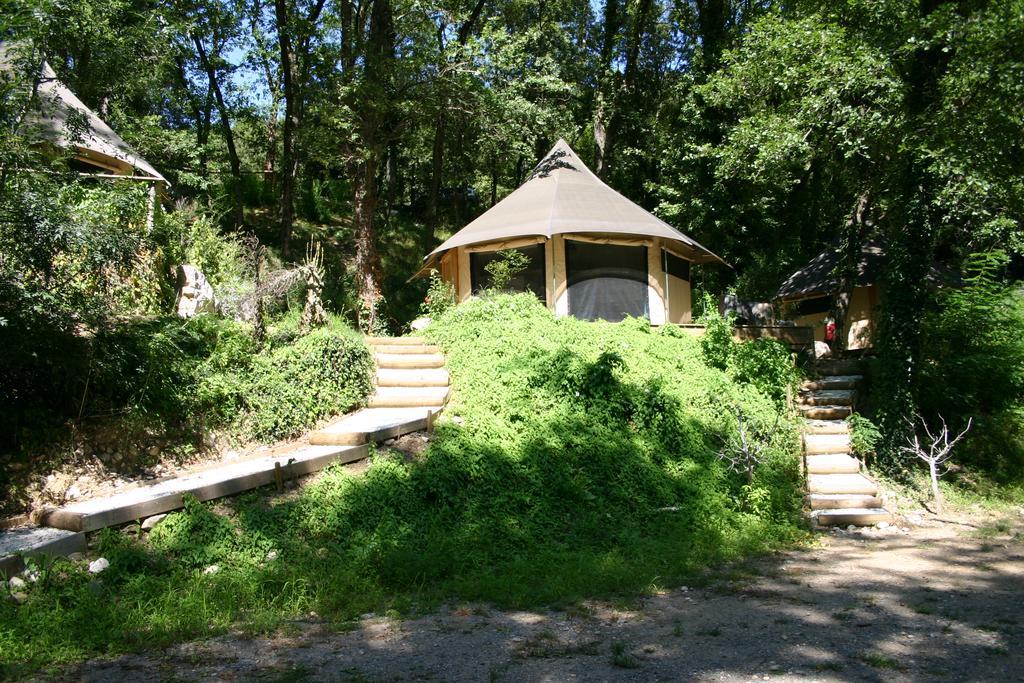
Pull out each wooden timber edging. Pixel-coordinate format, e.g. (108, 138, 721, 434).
(39, 444, 370, 533)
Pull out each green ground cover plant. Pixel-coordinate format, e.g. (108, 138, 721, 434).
(0, 312, 374, 513)
(0, 294, 807, 676)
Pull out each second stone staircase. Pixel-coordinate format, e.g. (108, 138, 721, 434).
(797, 360, 893, 527)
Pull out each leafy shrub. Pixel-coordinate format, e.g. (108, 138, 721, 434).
(420, 269, 456, 320)
(917, 251, 1024, 479)
(730, 338, 798, 405)
(696, 292, 734, 370)
(847, 413, 881, 460)
(243, 327, 374, 441)
(484, 249, 530, 290)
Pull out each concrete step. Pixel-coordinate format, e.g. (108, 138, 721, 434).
(815, 359, 864, 375)
(372, 344, 441, 355)
(375, 353, 445, 369)
(1, 527, 87, 575)
(808, 473, 879, 495)
(809, 493, 884, 510)
(367, 386, 449, 408)
(804, 419, 850, 435)
(40, 444, 369, 532)
(799, 405, 852, 420)
(814, 508, 892, 527)
(309, 407, 437, 446)
(376, 368, 450, 387)
(804, 433, 851, 454)
(801, 375, 863, 391)
(805, 453, 861, 474)
(367, 337, 427, 346)
(799, 389, 855, 406)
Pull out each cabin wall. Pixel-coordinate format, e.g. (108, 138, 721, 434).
(788, 285, 879, 349)
(666, 272, 692, 324)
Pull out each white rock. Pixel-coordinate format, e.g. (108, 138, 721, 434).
(8, 576, 26, 590)
(410, 316, 431, 331)
(65, 484, 82, 500)
(814, 341, 832, 359)
(141, 513, 168, 531)
(877, 521, 890, 529)
(266, 550, 279, 561)
(88, 558, 110, 574)
(23, 569, 40, 583)
(174, 264, 216, 318)
(203, 564, 220, 575)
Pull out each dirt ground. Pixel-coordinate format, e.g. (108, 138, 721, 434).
(54, 508, 1023, 683)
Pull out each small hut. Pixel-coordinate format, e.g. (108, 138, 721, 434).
(418, 140, 724, 323)
(774, 241, 888, 350)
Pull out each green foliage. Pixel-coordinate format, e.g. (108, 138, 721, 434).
(730, 338, 798, 406)
(846, 413, 881, 461)
(0, 294, 807, 675)
(243, 326, 374, 441)
(696, 293, 734, 371)
(483, 249, 530, 291)
(916, 252, 1024, 479)
(420, 269, 456, 320)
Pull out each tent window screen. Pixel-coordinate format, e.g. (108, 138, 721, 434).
(566, 241, 648, 322)
(469, 245, 546, 299)
(663, 251, 690, 281)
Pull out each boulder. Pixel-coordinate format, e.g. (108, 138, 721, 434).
(140, 514, 167, 531)
(88, 557, 109, 574)
(175, 264, 216, 318)
(410, 316, 431, 331)
(814, 341, 832, 359)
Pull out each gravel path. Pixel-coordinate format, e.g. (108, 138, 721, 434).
(56, 511, 1023, 682)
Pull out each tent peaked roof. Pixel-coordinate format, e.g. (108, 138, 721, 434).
(428, 139, 723, 265)
(33, 60, 166, 182)
(0, 44, 165, 183)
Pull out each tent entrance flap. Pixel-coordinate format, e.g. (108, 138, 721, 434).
(469, 244, 546, 299)
(566, 240, 648, 322)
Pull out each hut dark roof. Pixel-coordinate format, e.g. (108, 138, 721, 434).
(775, 240, 953, 300)
(775, 241, 886, 300)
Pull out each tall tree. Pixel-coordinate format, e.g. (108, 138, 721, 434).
(273, 0, 327, 257)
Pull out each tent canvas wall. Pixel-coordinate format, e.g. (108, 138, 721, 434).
(421, 140, 723, 324)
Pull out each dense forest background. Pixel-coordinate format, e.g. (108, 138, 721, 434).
(2, 0, 1023, 483)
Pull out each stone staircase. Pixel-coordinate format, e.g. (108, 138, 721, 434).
(797, 359, 893, 527)
(308, 337, 450, 445)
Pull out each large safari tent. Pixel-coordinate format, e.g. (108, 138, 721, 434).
(419, 140, 725, 324)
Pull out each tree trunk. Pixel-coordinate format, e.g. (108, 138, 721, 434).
(275, 0, 299, 257)
(830, 192, 871, 356)
(353, 154, 382, 332)
(424, 105, 445, 251)
(695, 0, 730, 73)
(424, 0, 487, 252)
(929, 459, 943, 513)
(192, 35, 245, 229)
(875, 0, 958, 473)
